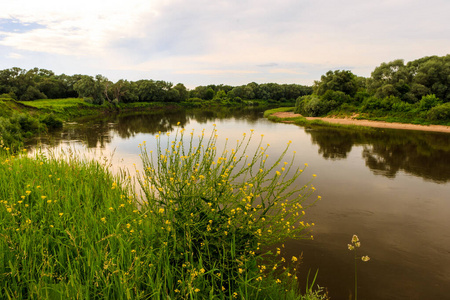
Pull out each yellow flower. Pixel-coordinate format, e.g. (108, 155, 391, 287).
(59, 213, 64, 217)
(101, 217, 106, 223)
(26, 191, 31, 195)
(276, 279, 281, 284)
(361, 256, 370, 262)
(194, 288, 200, 292)
(159, 208, 164, 214)
(291, 256, 298, 262)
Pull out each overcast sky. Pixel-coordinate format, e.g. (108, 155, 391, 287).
(1, 0, 449, 88)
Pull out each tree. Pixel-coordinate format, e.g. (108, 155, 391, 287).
(73, 75, 108, 104)
(368, 60, 412, 101)
(313, 70, 359, 97)
(172, 83, 188, 102)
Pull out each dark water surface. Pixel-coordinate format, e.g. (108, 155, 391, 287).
(31, 107, 450, 300)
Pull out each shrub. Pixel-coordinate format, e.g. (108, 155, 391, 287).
(362, 96, 401, 111)
(138, 126, 319, 298)
(83, 96, 103, 105)
(418, 94, 441, 111)
(40, 114, 63, 129)
(427, 102, 450, 121)
(322, 90, 351, 105)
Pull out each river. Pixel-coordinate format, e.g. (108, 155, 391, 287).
(29, 107, 450, 300)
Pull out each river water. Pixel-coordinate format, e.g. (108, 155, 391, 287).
(30, 107, 450, 300)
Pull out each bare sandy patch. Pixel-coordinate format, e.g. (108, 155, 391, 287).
(271, 112, 450, 134)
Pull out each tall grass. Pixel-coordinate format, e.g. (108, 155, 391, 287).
(0, 127, 326, 299)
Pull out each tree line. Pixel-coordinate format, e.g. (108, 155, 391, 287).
(1, 54, 449, 120)
(295, 54, 450, 121)
(0, 67, 312, 104)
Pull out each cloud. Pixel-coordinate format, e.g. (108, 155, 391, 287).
(0, 0, 449, 86)
(6, 52, 23, 59)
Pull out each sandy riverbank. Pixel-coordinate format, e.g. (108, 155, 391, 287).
(271, 112, 450, 133)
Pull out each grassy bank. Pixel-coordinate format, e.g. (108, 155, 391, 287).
(264, 108, 374, 132)
(0, 128, 327, 299)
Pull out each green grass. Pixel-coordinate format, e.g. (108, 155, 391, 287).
(0, 128, 328, 299)
(263, 107, 295, 118)
(264, 108, 375, 132)
(19, 98, 93, 110)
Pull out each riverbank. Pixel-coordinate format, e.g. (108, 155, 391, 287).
(266, 109, 450, 133)
(0, 129, 327, 299)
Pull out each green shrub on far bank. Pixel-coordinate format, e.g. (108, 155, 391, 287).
(293, 90, 449, 124)
(427, 102, 450, 121)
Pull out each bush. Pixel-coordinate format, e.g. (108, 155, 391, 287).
(427, 102, 450, 121)
(0, 113, 49, 151)
(40, 114, 63, 129)
(322, 90, 351, 105)
(418, 94, 441, 111)
(392, 101, 414, 112)
(362, 96, 401, 111)
(83, 96, 103, 105)
(138, 127, 319, 298)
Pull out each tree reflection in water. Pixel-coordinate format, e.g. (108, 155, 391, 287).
(32, 107, 450, 183)
(307, 127, 450, 183)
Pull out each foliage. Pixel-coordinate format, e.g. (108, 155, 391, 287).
(295, 95, 337, 117)
(0, 113, 48, 151)
(138, 126, 320, 298)
(418, 94, 441, 111)
(313, 70, 359, 97)
(427, 102, 450, 121)
(40, 113, 64, 129)
(0, 129, 326, 299)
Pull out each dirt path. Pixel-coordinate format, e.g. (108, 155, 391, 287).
(271, 112, 450, 133)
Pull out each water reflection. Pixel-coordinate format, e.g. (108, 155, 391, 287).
(307, 128, 450, 183)
(35, 109, 450, 184)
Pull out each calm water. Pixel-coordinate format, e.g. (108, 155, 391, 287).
(30, 107, 450, 300)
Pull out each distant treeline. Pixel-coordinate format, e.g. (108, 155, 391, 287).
(1, 54, 449, 121)
(0, 68, 312, 104)
(295, 54, 450, 121)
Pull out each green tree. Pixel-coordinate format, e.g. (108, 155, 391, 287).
(313, 70, 359, 97)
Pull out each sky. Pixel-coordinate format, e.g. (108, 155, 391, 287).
(0, 0, 449, 88)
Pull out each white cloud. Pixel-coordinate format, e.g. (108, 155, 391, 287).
(0, 0, 449, 86)
(6, 52, 23, 59)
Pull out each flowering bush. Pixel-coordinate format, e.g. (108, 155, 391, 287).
(138, 125, 320, 297)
